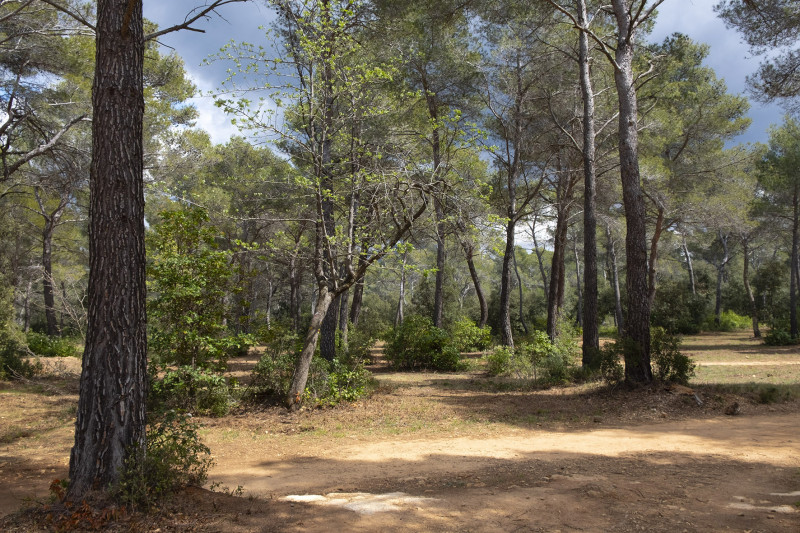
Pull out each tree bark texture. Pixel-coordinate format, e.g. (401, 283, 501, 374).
(577, 0, 599, 365)
(791, 189, 798, 339)
(714, 231, 729, 326)
(546, 207, 569, 341)
(574, 239, 583, 328)
(42, 219, 58, 336)
(513, 248, 528, 334)
(606, 224, 625, 336)
(612, 0, 651, 384)
(288, 287, 333, 410)
(68, 0, 147, 500)
(499, 217, 516, 347)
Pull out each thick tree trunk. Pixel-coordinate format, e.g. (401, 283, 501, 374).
(612, 0, 651, 385)
(320, 292, 339, 361)
(288, 287, 334, 410)
(742, 238, 760, 338)
(577, 0, 598, 365)
(68, 0, 146, 500)
(606, 223, 624, 336)
(461, 240, 488, 328)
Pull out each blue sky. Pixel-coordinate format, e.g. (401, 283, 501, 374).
(144, 0, 786, 146)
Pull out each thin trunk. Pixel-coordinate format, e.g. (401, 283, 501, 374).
(288, 288, 334, 410)
(42, 220, 58, 336)
(338, 288, 349, 353)
(606, 223, 624, 336)
(395, 249, 407, 327)
(574, 239, 583, 328)
(791, 190, 798, 339)
(531, 220, 549, 300)
(612, 0, 651, 384)
(547, 208, 569, 341)
(350, 275, 364, 327)
(577, 0, 598, 364)
(742, 238, 761, 338)
(714, 231, 730, 326)
(68, 0, 147, 500)
(461, 240, 488, 328)
(266, 280, 273, 330)
(433, 199, 446, 328)
(513, 248, 528, 334)
(647, 207, 665, 308)
(682, 235, 696, 295)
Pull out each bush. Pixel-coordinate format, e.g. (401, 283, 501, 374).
(385, 315, 464, 371)
(0, 287, 40, 380)
(26, 331, 81, 358)
(596, 340, 624, 384)
(484, 330, 577, 385)
(703, 310, 751, 332)
(448, 317, 493, 352)
(117, 410, 213, 508)
(651, 280, 708, 334)
(149, 367, 232, 417)
(763, 328, 796, 346)
(651, 327, 695, 385)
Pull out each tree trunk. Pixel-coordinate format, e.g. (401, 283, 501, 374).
(647, 207, 665, 308)
(547, 208, 569, 341)
(742, 238, 760, 338)
(577, 0, 598, 365)
(461, 240, 488, 328)
(714, 231, 730, 327)
(68, 0, 146, 500)
(288, 287, 334, 410)
(42, 219, 58, 336)
(513, 247, 528, 334)
(574, 238, 583, 328)
(320, 292, 339, 361)
(433, 199, 446, 328)
(395, 249, 407, 327)
(791, 189, 798, 339)
(531, 219, 550, 300)
(338, 288, 349, 349)
(682, 235, 696, 295)
(350, 275, 364, 327)
(606, 222, 624, 337)
(500, 216, 516, 347)
(612, 0, 651, 385)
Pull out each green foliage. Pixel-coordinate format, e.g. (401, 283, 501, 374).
(703, 310, 751, 332)
(448, 317, 493, 352)
(385, 315, 464, 371)
(651, 279, 709, 334)
(596, 340, 625, 384)
(149, 366, 232, 417)
(484, 329, 579, 385)
(651, 327, 696, 385)
(0, 286, 39, 380)
(117, 411, 213, 509)
(764, 328, 797, 346)
(148, 207, 250, 370)
(25, 331, 81, 358)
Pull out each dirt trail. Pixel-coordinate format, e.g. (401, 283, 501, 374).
(206, 413, 800, 532)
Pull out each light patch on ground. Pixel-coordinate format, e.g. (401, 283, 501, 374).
(283, 492, 437, 515)
(771, 491, 800, 497)
(728, 502, 797, 514)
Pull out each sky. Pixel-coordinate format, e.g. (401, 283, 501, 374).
(144, 0, 788, 146)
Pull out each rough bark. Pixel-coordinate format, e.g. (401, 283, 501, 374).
(546, 207, 569, 341)
(513, 248, 528, 334)
(606, 223, 624, 337)
(577, 0, 598, 365)
(791, 189, 798, 339)
(42, 218, 58, 336)
(647, 207, 665, 308)
(612, 0, 651, 385)
(320, 293, 339, 361)
(68, 0, 147, 500)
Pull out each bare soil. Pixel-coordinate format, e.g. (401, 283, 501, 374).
(2, 332, 799, 532)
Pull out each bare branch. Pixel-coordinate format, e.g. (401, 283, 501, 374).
(144, 0, 249, 42)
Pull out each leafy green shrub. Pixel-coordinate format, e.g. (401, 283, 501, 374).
(448, 317, 493, 352)
(651, 327, 695, 385)
(484, 330, 577, 385)
(117, 410, 213, 508)
(0, 287, 40, 380)
(317, 358, 373, 405)
(596, 340, 624, 384)
(485, 345, 513, 376)
(704, 310, 751, 332)
(651, 280, 708, 334)
(25, 331, 81, 358)
(149, 367, 232, 417)
(764, 328, 796, 346)
(385, 315, 464, 371)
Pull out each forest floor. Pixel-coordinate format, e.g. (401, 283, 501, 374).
(1, 331, 800, 532)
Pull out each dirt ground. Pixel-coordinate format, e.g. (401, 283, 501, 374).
(1, 333, 799, 532)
